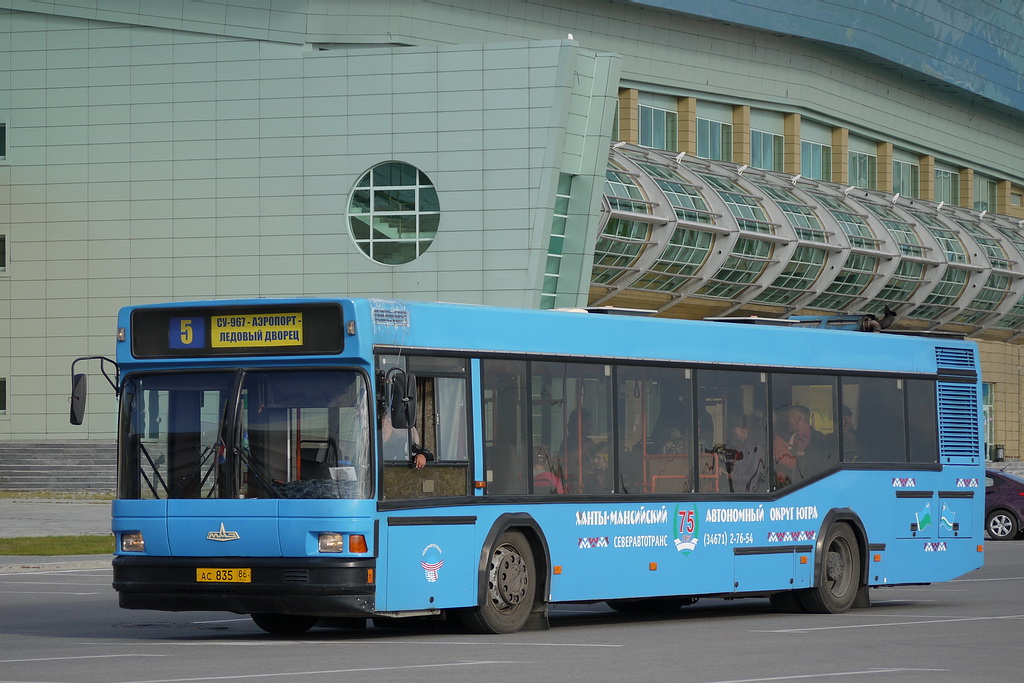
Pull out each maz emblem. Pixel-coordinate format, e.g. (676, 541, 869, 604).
(206, 523, 241, 542)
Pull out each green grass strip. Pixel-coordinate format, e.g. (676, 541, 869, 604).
(0, 535, 115, 556)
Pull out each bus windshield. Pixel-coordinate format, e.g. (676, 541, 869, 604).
(118, 369, 371, 500)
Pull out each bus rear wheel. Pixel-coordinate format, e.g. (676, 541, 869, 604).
(250, 613, 319, 634)
(799, 523, 861, 614)
(460, 530, 536, 634)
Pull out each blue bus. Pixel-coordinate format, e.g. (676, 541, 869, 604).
(70, 298, 985, 634)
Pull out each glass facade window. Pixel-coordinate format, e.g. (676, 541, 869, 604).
(605, 168, 652, 214)
(848, 151, 877, 190)
(866, 260, 928, 315)
(0, 233, 6, 272)
(975, 176, 997, 212)
(697, 118, 733, 161)
(694, 237, 773, 299)
(909, 210, 967, 263)
(801, 141, 832, 181)
(893, 160, 920, 198)
(935, 169, 960, 204)
(633, 227, 714, 292)
(994, 294, 1024, 330)
(908, 267, 968, 320)
(758, 184, 829, 242)
(348, 162, 440, 266)
(591, 218, 652, 285)
(864, 203, 925, 256)
(808, 252, 879, 311)
(0, 122, 6, 160)
(814, 194, 880, 249)
(639, 104, 678, 151)
(634, 161, 714, 223)
(956, 219, 1012, 269)
(540, 174, 573, 309)
(0, 377, 5, 415)
(753, 245, 827, 306)
(955, 273, 1011, 325)
(699, 174, 772, 233)
(751, 130, 784, 172)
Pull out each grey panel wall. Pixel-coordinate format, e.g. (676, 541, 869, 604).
(0, 7, 619, 439)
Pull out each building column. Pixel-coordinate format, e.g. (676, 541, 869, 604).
(920, 155, 935, 202)
(783, 113, 801, 175)
(960, 167, 974, 208)
(997, 179, 1012, 216)
(678, 96, 697, 156)
(618, 88, 638, 145)
(831, 127, 849, 186)
(732, 105, 751, 166)
(876, 141, 893, 193)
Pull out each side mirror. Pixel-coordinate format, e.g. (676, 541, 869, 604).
(389, 372, 417, 430)
(70, 373, 88, 425)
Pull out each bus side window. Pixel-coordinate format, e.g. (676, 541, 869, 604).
(380, 355, 471, 500)
(697, 369, 768, 494)
(841, 377, 907, 463)
(619, 367, 693, 495)
(771, 374, 838, 487)
(482, 360, 530, 495)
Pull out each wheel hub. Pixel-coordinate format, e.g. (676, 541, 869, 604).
(491, 545, 528, 609)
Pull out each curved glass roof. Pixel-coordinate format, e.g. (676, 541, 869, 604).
(592, 144, 1024, 343)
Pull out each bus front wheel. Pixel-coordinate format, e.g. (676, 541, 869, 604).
(250, 613, 319, 634)
(799, 523, 861, 614)
(460, 530, 536, 634)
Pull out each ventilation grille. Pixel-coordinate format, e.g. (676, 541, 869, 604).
(935, 346, 977, 371)
(937, 382, 980, 459)
(283, 569, 310, 584)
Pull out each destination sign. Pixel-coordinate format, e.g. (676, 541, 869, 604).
(131, 303, 344, 358)
(210, 313, 304, 348)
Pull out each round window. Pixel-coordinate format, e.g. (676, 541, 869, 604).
(348, 162, 440, 265)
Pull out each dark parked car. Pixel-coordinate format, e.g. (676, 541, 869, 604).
(985, 469, 1024, 540)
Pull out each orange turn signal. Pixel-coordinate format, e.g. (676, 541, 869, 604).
(349, 534, 368, 553)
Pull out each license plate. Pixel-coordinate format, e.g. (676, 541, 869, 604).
(196, 568, 251, 583)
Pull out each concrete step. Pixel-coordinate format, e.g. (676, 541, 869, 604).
(0, 440, 116, 492)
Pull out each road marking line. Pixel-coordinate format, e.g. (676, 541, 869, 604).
(0, 590, 100, 595)
(700, 668, 949, 683)
(753, 613, 1024, 633)
(113, 660, 519, 683)
(0, 654, 166, 664)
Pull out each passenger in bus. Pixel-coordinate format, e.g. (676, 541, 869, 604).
(780, 404, 829, 459)
(650, 407, 691, 456)
(728, 415, 767, 492)
(533, 446, 565, 494)
(841, 405, 861, 461)
(582, 444, 611, 493)
(380, 412, 433, 469)
(562, 409, 598, 460)
(773, 408, 800, 486)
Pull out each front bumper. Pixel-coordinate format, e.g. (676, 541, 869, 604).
(112, 555, 376, 616)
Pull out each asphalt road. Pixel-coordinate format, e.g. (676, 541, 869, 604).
(0, 541, 1020, 683)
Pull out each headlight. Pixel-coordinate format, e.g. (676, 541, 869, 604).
(318, 532, 345, 553)
(120, 531, 145, 552)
